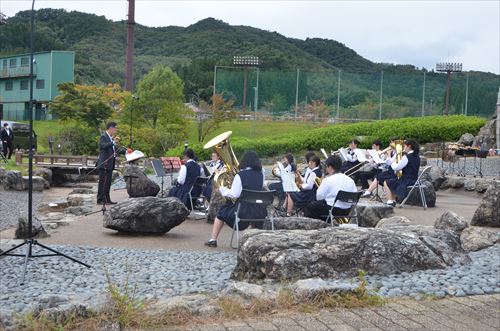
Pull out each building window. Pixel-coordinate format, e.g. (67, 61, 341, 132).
(21, 57, 29, 67)
(36, 79, 45, 89)
(20, 80, 29, 90)
(2, 60, 6, 69)
(9, 59, 16, 68)
(5, 81, 13, 91)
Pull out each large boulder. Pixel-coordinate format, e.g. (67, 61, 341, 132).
(440, 177, 465, 190)
(470, 183, 500, 227)
(0, 167, 6, 184)
(434, 210, 468, 233)
(33, 168, 53, 186)
(264, 217, 328, 230)
(15, 214, 49, 239)
(3, 170, 24, 190)
(460, 227, 499, 252)
(231, 225, 470, 281)
(472, 114, 497, 149)
(399, 180, 436, 207)
(421, 166, 446, 191)
(355, 201, 394, 227)
(375, 216, 411, 228)
(124, 165, 160, 198)
(458, 133, 475, 146)
(103, 197, 189, 234)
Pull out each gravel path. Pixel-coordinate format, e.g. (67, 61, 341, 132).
(0, 189, 44, 231)
(1, 244, 499, 322)
(427, 157, 500, 178)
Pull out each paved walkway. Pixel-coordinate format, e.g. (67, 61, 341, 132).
(184, 294, 500, 331)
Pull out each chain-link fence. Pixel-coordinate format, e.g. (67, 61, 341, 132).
(214, 66, 499, 121)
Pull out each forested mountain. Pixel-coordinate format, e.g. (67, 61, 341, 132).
(1, 9, 498, 117)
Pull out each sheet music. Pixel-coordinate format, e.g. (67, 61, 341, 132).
(368, 149, 385, 164)
(338, 148, 349, 162)
(353, 149, 369, 162)
(282, 171, 299, 192)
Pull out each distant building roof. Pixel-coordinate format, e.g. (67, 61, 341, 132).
(0, 50, 75, 60)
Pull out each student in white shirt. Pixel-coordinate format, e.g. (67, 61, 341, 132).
(304, 155, 357, 221)
(285, 155, 322, 215)
(167, 149, 204, 209)
(268, 153, 296, 201)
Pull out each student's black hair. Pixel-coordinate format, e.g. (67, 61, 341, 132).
(404, 139, 420, 155)
(305, 151, 316, 163)
(372, 139, 382, 148)
(310, 155, 321, 168)
(184, 148, 195, 160)
(106, 122, 117, 129)
(326, 155, 342, 172)
(284, 153, 295, 165)
(239, 150, 262, 171)
(350, 139, 360, 146)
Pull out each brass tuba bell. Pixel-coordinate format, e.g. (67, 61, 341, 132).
(203, 131, 239, 190)
(390, 140, 405, 179)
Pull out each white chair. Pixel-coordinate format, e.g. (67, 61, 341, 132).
(399, 166, 432, 210)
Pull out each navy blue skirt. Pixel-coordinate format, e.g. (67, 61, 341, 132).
(290, 189, 316, 206)
(386, 177, 416, 199)
(376, 170, 396, 185)
(217, 201, 267, 230)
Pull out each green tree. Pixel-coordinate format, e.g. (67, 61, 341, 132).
(197, 93, 236, 143)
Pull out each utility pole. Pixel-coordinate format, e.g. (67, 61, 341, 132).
(378, 71, 383, 120)
(125, 0, 135, 91)
(295, 68, 300, 121)
(336, 69, 341, 121)
(213, 66, 217, 99)
(464, 72, 469, 116)
(421, 71, 426, 117)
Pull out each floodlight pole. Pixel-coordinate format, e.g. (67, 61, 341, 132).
(421, 71, 426, 117)
(336, 69, 341, 121)
(242, 65, 248, 112)
(464, 72, 469, 116)
(378, 71, 383, 120)
(295, 68, 300, 121)
(436, 62, 462, 116)
(233, 56, 259, 113)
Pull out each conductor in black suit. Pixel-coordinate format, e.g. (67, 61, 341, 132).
(97, 122, 122, 205)
(1, 123, 14, 159)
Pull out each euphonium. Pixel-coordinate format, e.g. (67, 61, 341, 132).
(390, 140, 405, 179)
(203, 131, 239, 190)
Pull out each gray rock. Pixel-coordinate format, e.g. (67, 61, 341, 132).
(15, 214, 49, 239)
(24, 176, 47, 192)
(33, 168, 53, 186)
(434, 210, 468, 233)
(355, 201, 394, 227)
(471, 182, 500, 227)
(225, 281, 275, 300)
(420, 157, 427, 167)
(440, 177, 465, 190)
(103, 197, 189, 234)
(474, 179, 493, 193)
(421, 166, 446, 191)
(399, 180, 436, 207)
(67, 193, 95, 207)
(292, 278, 357, 298)
(464, 179, 476, 191)
(3, 171, 24, 190)
(231, 225, 470, 281)
(264, 217, 328, 230)
(0, 167, 7, 184)
(146, 294, 210, 316)
(458, 133, 475, 146)
(473, 114, 497, 150)
(124, 164, 160, 198)
(375, 216, 411, 228)
(460, 227, 499, 252)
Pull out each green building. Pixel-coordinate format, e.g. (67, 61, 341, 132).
(0, 51, 75, 121)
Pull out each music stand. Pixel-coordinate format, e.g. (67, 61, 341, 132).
(151, 159, 167, 197)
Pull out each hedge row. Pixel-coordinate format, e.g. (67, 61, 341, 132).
(167, 115, 486, 160)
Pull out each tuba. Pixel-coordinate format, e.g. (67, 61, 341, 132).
(390, 140, 405, 179)
(203, 131, 239, 190)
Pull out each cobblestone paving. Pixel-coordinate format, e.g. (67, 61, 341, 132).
(184, 294, 500, 331)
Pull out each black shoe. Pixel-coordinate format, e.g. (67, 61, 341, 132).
(204, 240, 217, 248)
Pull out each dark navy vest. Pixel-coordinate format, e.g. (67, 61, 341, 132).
(402, 152, 420, 181)
(238, 168, 264, 191)
(184, 161, 201, 189)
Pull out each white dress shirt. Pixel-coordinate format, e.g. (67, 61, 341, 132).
(316, 173, 357, 209)
(209, 160, 223, 173)
(177, 159, 204, 185)
(390, 151, 413, 172)
(219, 167, 265, 199)
(301, 167, 319, 190)
(345, 148, 358, 162)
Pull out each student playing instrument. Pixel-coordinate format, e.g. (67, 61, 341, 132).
(285, 155, 322, 215)
(205, 151, 267, 248)
(357, 140, 386, 190)
(303, 151, 316, 177)
(362, 137, 399, 198)
(340, 139, 360, 174)
(383, 139, 421, 207)
(168, 148, 204, 210)
(203, 152, 224, 202)
(268, 153, 296, 200)
(304, 155, 357, 221)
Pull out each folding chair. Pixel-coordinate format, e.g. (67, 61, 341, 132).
(399, 166, 432, 210)
(325, 191, 363, 227)
(230, 189, 276, 249)
(188, 176, 209, 212)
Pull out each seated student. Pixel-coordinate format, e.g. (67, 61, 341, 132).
(357, 140, 385, 190)
(340, 139, 360, 174)
(303, 151, 316, 177)
(362, 136, 400, 198)
(285, 155, 322, 215)
(383, 139, 421, 207)
(205, 151, 267, 248)
(304, 155, 357, 221)
(168, 148, 204, 210)
(268, 153, 296, 201)
(203, 152, 224, 202)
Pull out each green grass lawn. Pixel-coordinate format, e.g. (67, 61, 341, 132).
(29, 120, 321, 153)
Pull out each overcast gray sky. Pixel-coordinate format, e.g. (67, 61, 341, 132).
(2, 0, 499, 74)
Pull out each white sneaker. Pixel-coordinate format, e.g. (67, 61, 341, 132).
(361, 191, 372, 198)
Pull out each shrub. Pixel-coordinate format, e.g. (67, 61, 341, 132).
(167, 115, 485, 160)
(55, 125, 99, 155)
